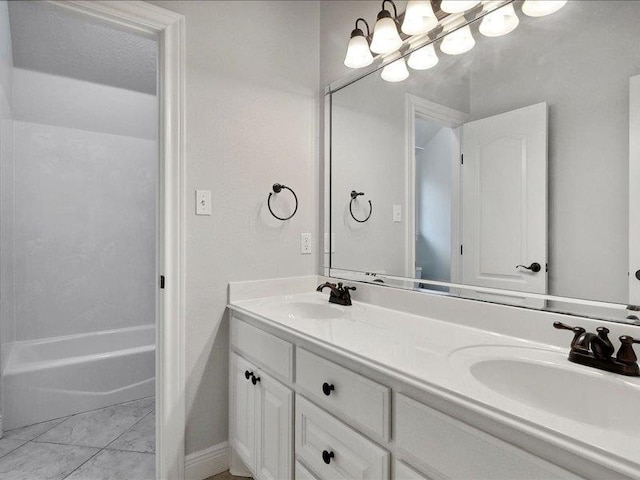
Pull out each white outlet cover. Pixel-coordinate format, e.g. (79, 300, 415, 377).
(301, 233, 312, 254)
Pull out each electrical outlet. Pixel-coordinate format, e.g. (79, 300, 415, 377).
(196, 190, 211, 215)
(301, 233, 312, 254)
(393, 204, 402, 223)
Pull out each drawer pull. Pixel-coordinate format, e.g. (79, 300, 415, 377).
(251, 374, 261, 385)
(322, 450, 335, 465)
(322, 382, 335, 396)
(244, 370, 253, 380)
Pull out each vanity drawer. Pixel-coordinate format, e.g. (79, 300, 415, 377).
(296, 348, 390, 439)
(395, 394, 578, 480)
(230, 316, 293, 381)
(295, 396, 389, 480)
(295, 461, 320, 480)
(394, 460, 431, 480)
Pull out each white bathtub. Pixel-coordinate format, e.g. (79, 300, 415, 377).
(2, 325, 155, 430)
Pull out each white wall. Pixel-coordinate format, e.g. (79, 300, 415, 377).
(4, 69, 157, 342)
(148, 0, 320, 455)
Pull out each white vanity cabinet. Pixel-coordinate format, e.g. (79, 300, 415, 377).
(230, 316, 295, 480)
(229, 313, 584, 480)
(230, 352, 293, 480)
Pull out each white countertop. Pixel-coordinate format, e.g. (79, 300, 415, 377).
(229, 288, 640, 479)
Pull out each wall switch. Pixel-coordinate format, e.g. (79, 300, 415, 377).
(300, 233, 312, 254)
(196, 190, 211, 215)
(393, 204, 402, 223)
(324, 233, 336, 253)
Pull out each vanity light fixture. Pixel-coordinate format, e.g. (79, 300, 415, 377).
(522, 0, 568, 17)
(479, 3, 519, 37)
(381, 55, 410, 82)
(440, 24, 475, 55)
(401, 1, 438, 36)
(408, 43, 439, 70)
(440, 0, 481, 14)
(370, 0, 403, 54)
(344, 18, 374, 68)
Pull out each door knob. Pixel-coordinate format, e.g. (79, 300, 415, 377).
(516, 262, 541, 273)
(635, 270, 640, 281)
(244, 370, 252, 380)
(251, 374, 261, 385)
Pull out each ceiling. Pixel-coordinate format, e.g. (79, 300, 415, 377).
(8, 1, 157, 95)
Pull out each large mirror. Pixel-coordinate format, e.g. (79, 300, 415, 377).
(328, 0, 640, 323)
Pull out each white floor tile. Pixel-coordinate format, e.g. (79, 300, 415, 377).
(64, 449, 154, 480)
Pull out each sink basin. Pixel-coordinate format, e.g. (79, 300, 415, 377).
(453, 346, 640, 434)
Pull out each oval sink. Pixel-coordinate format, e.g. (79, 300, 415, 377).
(470, 357, 640, 434)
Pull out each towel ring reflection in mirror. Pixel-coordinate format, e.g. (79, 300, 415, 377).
(350, 190, 373, 223)
(267, 183, 298, 221)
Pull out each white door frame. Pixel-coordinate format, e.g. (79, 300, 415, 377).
(405, 94, 469, 281)
(47, 2, 186, 479)
(631, 75, 640, 306)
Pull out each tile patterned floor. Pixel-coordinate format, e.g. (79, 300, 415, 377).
(0, 397, 155, 480)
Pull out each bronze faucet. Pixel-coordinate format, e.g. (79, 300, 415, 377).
(316, 282, 356, 306)
(554, 322, 640, 376)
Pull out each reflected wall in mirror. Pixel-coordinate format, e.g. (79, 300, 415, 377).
(329, 0, 640, 320)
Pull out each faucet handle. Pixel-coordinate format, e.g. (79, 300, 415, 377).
(553, 322, 587, 349)
(617, 335, 640, 365)
(344, 285, 356, 292)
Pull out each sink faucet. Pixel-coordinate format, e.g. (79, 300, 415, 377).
(554, 322, 639, 376)
(316, 282, 356, 306)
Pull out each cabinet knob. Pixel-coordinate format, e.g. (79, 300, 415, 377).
(322, 382, 335, 396)
(251, 374, 261, 385)
(244, 370, 252, 380)
(322, 450, 335, 465)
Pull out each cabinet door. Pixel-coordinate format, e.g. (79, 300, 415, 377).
(255, 370, 293, 480)
(230, 353, 257, 470)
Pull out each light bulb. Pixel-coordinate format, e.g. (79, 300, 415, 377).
(522, 0, 568, 17)
(370, 10, 402, 54)
(440, 1, 480, 14)
(344, 34, 374, 68)
(479, 3, 519, 37)
(408, 43, 439, 70)
(440, 25, 475, 55)
(401, 1, 438, 36)
(381, 57, 409, 82)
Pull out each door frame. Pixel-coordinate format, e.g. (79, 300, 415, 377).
(47, 2, 186, 478)
(405, 94, 469, 281)
(630, 75, 640, 306)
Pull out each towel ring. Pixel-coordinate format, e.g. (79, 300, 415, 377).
(349, 190, 372, 223)
(268, 183, 298, 221)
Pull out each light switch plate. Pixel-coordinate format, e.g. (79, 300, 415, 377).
(196, 190, 211, 215)
(393, 204, 402, 223)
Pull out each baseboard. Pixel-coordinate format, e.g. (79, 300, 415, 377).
(185, 441, 229, 480)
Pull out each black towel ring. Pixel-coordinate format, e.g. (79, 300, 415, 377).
(268, 183, 298, 221)
(349, 190, 372, 223)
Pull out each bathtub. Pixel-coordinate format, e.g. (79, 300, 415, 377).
(2, 325, 155, 430)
